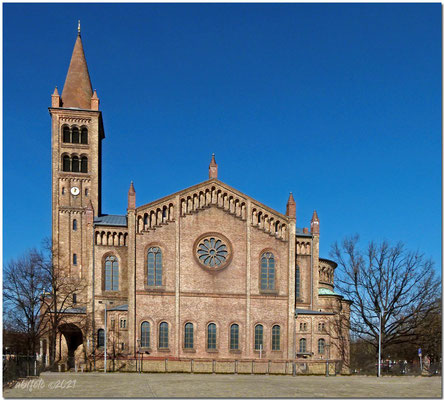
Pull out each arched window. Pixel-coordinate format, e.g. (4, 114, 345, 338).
(72, 293, 77, 304)
(159, 322, 168, 349)
(299, 338, 306, 353)
(81, 127, 88, 144)
(73, 219, 77, 231)
(230, 324, 239, 350)
(97, 329, 105, 348)
(143, 214, 148, 227)
(81, 156, 88, 173)
(73, 253, 77, 265)
(254, 324, 263, 350)
(71, 156, 80, 172)
(104, 255, 119, 291)
(147, 247, 162, 286)
(184, 323, 194, 349)
(85, 188, 88, 196)
(71, 127, 79, 143)
(318, 338, 325, 354)
(296, 266, 301, 299)
(318, 322, 326, 332)
(260, 252, 275, 290)
(62, 155, 70, 172)
(62, 126, 70, 143)
(207, 323, 217, 350)
(141, 322, 150, 347)
(272, 325, 281, 351)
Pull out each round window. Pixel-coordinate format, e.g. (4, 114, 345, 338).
(194, 234, 232, 270)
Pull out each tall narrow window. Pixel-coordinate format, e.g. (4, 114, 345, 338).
(296, 266, 301, 299)
(71, 156, 80, 172)
(207, 323, 217, 350)
(254, 324, 263, 350)
(230, 324, 239, 350)
(141, 322, 150, 347)
(272, 325, 281, 351)
(63, 126, 70, 143)
(147, 247, 162, 286)
(80, 156, 88, 173)
(72, 293, 77, 304)
(97, 329, 105, 348)
(85, 188, 88, 196)
(73, 219, 77, 231)
(299, 338, 307, 353)
(184, 323, 194, 349)
(318, 338, 325, 354)
(260, 252, 275, 290)
(73, 253, 77, 265)
(159, 322, 168, 348)
(105, 255, 119, 291)
(71, 127, 79, 143)
(62, 155, 70, 172)
(81, 127, 88, 144)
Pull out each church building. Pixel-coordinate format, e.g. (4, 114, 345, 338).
(47, 28, 351, 373)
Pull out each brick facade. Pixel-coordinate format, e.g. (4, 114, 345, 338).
(46, 31, 351, 373)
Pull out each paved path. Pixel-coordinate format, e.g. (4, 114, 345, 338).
(4, 372, 442, 398)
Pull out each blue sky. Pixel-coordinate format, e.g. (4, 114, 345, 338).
(3, 3, 442, 272)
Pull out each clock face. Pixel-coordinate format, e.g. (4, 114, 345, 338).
(71, 186, 80, 196)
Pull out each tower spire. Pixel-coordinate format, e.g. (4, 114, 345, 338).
(61, 27, 93, 109)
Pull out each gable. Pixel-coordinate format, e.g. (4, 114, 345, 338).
(136, 179, 289, 242)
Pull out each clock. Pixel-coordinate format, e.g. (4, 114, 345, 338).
(71, 186, 80, 196)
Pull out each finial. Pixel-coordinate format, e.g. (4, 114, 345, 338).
(78, 20, 81, 35)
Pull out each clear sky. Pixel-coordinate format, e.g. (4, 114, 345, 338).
(3, 3, 442, 272)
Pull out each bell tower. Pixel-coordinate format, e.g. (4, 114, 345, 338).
(49, 25, 104, 278)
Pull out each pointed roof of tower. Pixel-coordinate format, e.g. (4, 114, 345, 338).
(287, 192, 295, 205)
(311, 209, 319, 222)
(61, 27, 93, 109)
(210, 153, 217, 166)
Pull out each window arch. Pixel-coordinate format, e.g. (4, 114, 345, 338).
(97, 329, 105, 348)
(159, 322, 169, 349)
(71, 127, 79, 143)
(73, 219, 77, 231)
(207, 323, 217, 350)
(184, 323, 194, 349)
(104, 255, 119, 291)
(62, 155, 70, 172)
(230, 324, 239, 350)
(254, 324, 263, 350)
(81, 127, 88, 144)
(318, 338, 325, 354)
(296, 265, 301, 299)
(260, 252, 275, 290)
(141, 322, 150, 347)
(272, 325, 280, 351)
(147, 247, 162, 286)
(299, 338, 307, 353)
(62, 126, 70, 143)
(80, 156, 88, 173)
(71, 156, 80, 172)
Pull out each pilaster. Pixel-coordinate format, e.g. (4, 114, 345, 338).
(287, 217, 296, 359)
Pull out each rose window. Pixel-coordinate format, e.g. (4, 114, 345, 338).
(196, 236, 230, 268)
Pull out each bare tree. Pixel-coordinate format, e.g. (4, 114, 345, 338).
(40, 238, 88, 366)
(330, 235, 440, 358)
(3, 249, 50, 355)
